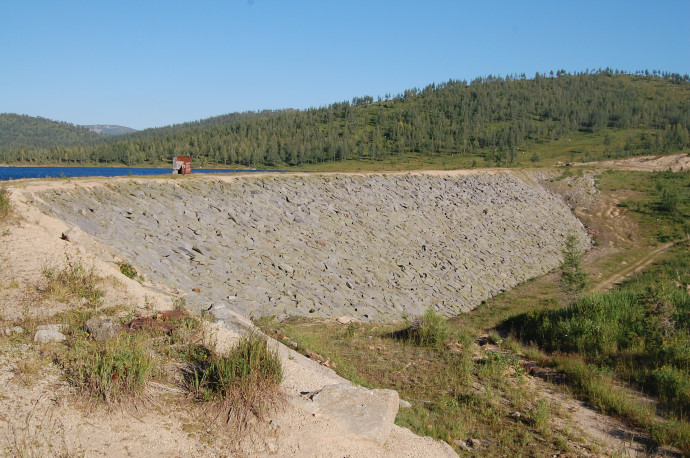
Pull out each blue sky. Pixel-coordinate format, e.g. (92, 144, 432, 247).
(2, 0, 689, 130)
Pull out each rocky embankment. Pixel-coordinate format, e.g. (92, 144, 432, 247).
(35, 171, 588, 326)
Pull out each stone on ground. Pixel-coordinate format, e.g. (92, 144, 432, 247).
(84, 316, 122, 341)
(304, 383, 399, 445)
(34, 329, 66, 343)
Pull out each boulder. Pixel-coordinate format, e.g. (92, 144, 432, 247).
(84, 316, 122, 341)
(304, 383, 399, 444)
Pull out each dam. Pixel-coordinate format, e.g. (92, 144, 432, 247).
(34, 171, 589, 327)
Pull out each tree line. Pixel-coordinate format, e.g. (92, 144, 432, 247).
(2, 69, 689, 166)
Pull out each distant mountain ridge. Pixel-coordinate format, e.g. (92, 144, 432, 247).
(83, 125, 137, 136)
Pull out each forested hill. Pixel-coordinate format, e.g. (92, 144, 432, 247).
(0, 114, 104, 159)
(2, 70, 689, 166)
(123, 110, 286, 141)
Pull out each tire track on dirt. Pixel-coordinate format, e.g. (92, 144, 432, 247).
(591, 239, 683, 292)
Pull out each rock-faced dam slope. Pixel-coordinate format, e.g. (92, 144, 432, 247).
(35, 171, 589, 325)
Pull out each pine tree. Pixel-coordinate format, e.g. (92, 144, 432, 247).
(560, 235, 588, 302)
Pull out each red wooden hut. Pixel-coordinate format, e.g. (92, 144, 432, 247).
(172, 156, 192, 174)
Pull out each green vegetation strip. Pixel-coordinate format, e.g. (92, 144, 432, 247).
(506, 244, 690, 450)
(259, 312, 573, 455)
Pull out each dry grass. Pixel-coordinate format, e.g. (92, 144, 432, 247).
(12, 354, 43, 387)
(42, 255, 103, 305)
(1, 289, 284, 430)
(390, 308, 450, 349)
(62, 331, 156, 403)
(0, 187, 10, 220)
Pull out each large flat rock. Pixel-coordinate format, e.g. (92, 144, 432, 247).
(303, 383, 400, 445)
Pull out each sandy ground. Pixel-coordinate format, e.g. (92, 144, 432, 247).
(0, 184, 456, 457)
(578, 152, 690, 172)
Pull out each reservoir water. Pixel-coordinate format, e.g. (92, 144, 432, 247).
(0, 166, 275, 181)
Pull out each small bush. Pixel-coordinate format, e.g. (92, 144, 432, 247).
(48, 306, 210, 404)
(344, 322, 357, 338)
(528, 399, 551, 432)
(394, 308, 450, 349)
(191, 333, 282, 424)
(657, 187, 679, 215)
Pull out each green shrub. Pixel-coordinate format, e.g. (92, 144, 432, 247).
(528, 399, 551, 432)
(658, 187, 679, 214)
(652, 365, 690, 416)
(117, 262, 138, 280)
(191, 333, 283, 423)
(344, 322, 357, 338)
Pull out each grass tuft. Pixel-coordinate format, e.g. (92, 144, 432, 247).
(190, 333, 283, 425)
(63, 331, 155, 402)
(392, 308, 450, 349)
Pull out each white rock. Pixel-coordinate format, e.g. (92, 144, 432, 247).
(336, 316, 355, 325)
(34, 329, 67, 343)
(304, 383, 399, 445)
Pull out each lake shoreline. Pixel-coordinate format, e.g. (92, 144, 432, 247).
(0, 166, 288, 181)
